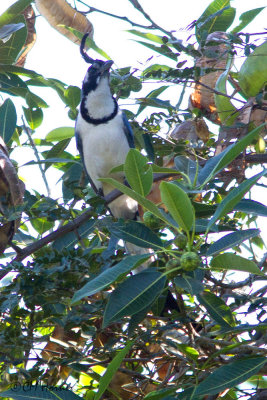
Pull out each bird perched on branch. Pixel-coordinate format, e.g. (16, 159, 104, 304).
(75, 33, 146, 256)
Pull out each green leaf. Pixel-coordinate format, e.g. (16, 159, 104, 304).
(214, 58, 238, 125)
(110, 220, 163, 249)
(46, 127, 75, 142)
(198, 124, 264, 186)
(0, 385, 82, 399)
(238, 39, 267, 97)
(0, 64, 43, 79)
(235, 199, 267, 216)
(231, 8, 265, 33)
(124, 149, 153, 196)
(23, 107, 43, 130)
(207, 229, 260, 256)
(194, 357, 266, 397)
(100, 177, 176, 228)
(133, 40, 178, 60)
(26, 91, 48, 108)
(128, 304, 152, 336)
(197, 291, 236, 328)
(64, 85, 81, 110)
(196, 0, 236, 41)
(0, 15, 27, 64)
(210, 253, 263, 275)
(174, 156, 199, 185)
(174, 275, 204, 295)
(53, 219, 95, 252)
(136, 96, 174, 110)
(44, 139, 71, 170)
(136, 85, 169, 115)
(103, 270, 166, 327)
(160, 181, 194, 234)
(207, 169, 267, 231)
(143, 388, 177, 400)
(0, 0, 32, 29)
(95, 341, 133, 400)
(31, 218, 54, 235)
(0, 98, 16, 143)
(64, 27, 111, 60)
(127, 30, 165, 45)
(71, 254, 150, 304)
(176, 343, 199, 360)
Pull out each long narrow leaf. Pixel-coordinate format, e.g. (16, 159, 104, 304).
(95, 341, 133, 400)
(231, 8, 265, 33)
(197, 291, 236, 328)
(100, 177, 176, 228)
(160, 181, 194, 234)
(198, 124, 265, 186)
(103, 270, 166, 327)
(207, 229, 260, 256)
(110, 220, 163, 249)
(194, 357, 266, 397)
(215, 57, 238, 125)
(210, 253, 263, 275)
(71, 254, 150, 304)
(124, 149, 153, 196)
(207, 169, 266, 231)
(0, 99, 17, 143)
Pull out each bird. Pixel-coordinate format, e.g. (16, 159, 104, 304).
(75, 34, 146, 256)
(75, 34, 180, 312)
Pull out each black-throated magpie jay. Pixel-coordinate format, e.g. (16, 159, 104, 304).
(75, 34, 145, 254)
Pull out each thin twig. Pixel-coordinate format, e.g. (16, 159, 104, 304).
(22, 118, 50, 197)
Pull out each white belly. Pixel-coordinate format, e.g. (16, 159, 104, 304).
(77, 111, 130, 191)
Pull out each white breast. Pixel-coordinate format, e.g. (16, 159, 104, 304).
(76, 109, 130, 192)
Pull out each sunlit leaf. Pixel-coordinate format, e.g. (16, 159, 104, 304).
(196, 0, 236, 41)
(46, 127, 75, 142)
(0, 0, 32, 29)
(100, 177, 175, 228)
(214, 57, 238, 125)
(23, 107, 43, 130)
(207, 229, 260, 256)
(210, 253, 263, 275)
(0, 16, 27, 64)
(124, 149, 153, 196)
(231, 7, 265, 33)
(160, 181, 194, 234)
(238, 39, 267, 96)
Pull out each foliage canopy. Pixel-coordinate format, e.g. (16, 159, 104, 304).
(0, 1, 266, 399)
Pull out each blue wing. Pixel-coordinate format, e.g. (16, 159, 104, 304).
(122, 112, 135, 149)
(75, 129, 99, 194)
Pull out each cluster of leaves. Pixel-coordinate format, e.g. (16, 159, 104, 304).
(0, 0, 266, 400)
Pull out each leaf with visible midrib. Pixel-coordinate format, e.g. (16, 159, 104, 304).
(103, 269, 166, 327)
(160, 181, 194, 234)
(0, 99, 17, 143)
(197, 291, 236, 328)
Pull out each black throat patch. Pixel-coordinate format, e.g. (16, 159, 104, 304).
(80, 97, 118, 125)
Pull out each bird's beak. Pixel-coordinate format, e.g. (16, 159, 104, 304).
(100, 60, 113, 74)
